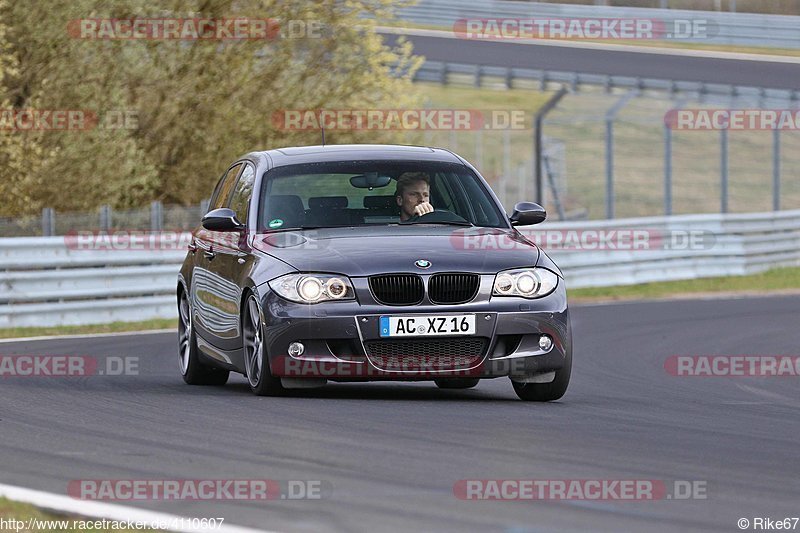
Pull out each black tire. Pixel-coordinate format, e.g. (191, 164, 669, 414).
(434, 378, 480, 389)
(511, 350, 571, 402)
(178, 290, 229, 386)
(242, 294, 285, 396)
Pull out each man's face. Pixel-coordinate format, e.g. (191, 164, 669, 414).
(397, 180, 430, 220)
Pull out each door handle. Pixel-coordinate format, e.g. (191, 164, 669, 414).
(188, 241, 198, 253)
(203, 249, 216, 260)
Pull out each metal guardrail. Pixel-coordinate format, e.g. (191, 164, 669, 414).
(1, 209, 799, 328)
(0, 237, 186, 328)
(413, 60, 800, 104)
(396, 0, 800, 49)
(544, 210, 800, 286)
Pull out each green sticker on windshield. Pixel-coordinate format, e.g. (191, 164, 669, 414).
(268, 218, 283, 229)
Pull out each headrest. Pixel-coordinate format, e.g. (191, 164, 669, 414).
(309, 196, 348, 209)
(266, 194, 304, 214)
(363, 195, 396, 209)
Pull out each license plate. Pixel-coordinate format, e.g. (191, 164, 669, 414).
(379, 315, 476, 337)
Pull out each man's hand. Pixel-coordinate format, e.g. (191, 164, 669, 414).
(413, 202, 434, 217)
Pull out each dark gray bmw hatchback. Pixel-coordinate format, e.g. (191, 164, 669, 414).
(178, 145, 572, 401)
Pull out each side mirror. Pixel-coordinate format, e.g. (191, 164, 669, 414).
(202, 208, 244, 232)
(509, 202, 547, 226)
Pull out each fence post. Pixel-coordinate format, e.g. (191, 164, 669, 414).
(41, 208, 55, 236)
(603, 90, 639, 219)
(99, 205, 112, 231)
(150, 201, 164, 231)
(534, 86, 569, 207)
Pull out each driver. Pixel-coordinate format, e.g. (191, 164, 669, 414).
(395, 172, 434, 221)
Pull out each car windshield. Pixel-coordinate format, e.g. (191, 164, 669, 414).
(258, 161, 507, 231)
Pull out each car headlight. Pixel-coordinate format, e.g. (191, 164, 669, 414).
(492, 268, 558, 299)
(268, 273, 355, 304)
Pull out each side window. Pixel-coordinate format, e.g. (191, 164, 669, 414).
(210, 163, 243, 210)
(228, 164, 255, 224)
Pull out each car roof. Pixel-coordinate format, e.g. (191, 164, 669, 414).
(248, 144, 464, 168)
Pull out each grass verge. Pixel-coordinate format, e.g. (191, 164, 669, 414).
(0, 497, 159, 532)
(569, 267, 800, 302)
(0, 319, 176, 340)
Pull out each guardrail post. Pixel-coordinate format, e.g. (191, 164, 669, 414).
(773, 128, 781, 211)
(721, 128, 729, 214)
(99, 205, 112, 231)
(41, 208, 55, 236)
(150, 201, 163, 231)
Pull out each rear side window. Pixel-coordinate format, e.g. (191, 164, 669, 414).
(210, 163, 243, 210)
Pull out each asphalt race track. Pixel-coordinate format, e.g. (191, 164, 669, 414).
(1, 296, 798, 532)
(381, 31, 800, 90)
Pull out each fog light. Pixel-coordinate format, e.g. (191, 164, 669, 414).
(539, 335, 553, 351)
(288, 342, 305, 357)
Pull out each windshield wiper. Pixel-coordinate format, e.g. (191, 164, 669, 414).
(401, 220, 474, 227)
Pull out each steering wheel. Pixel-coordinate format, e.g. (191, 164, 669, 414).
(402, 209, 469, 224)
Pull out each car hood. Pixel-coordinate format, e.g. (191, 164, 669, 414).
(252, 225, 539, 276)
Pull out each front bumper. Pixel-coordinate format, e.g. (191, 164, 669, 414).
(260, 280, 571, 382)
